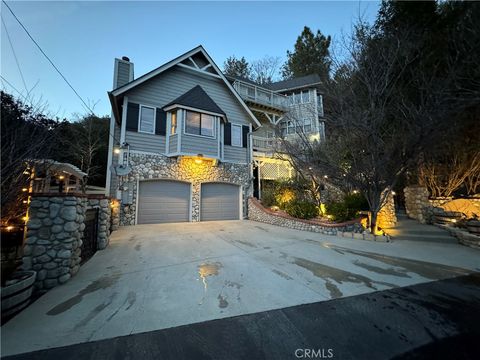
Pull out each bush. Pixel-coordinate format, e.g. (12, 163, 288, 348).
(326, 193, 369, 222)
(284, 200, 318, 219)
(260, 186, 277, 207)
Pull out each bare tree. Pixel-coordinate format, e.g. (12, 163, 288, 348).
(251, 56, 282, 85)
(279, 19, 473, 233)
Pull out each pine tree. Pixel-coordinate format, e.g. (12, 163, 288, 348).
(282, 26, 331, 81)
(223, 56, 251, 79)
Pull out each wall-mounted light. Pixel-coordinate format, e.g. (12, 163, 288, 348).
(195, 154, 204, 164)
(59, 175, 65, 180)
(22, 187, 28, 192)
(114, 148, 121, 154)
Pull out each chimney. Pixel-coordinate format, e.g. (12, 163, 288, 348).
(113, 56, 134, 89)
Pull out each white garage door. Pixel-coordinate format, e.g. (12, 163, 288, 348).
(138, 180, 190, 224)
(200, 183, 240, 221)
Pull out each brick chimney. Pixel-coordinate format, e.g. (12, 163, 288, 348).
(113, 56, 134, 89)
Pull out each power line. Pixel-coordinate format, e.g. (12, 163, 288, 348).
(1, 0, 121, 145)
(1, 15, 29, 98)
(2, 0, 95, 116)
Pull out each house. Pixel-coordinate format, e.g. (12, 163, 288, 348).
(228, 74, 325, 198)
(106, 46, 325, 225)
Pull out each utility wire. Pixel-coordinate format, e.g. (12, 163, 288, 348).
(2, 0, 121, 145)
(2, 0, 95, 116)
(1, 15, 29, 99)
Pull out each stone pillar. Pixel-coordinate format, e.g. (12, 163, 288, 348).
(86, 197, 112, 249)
(404, 186, 430, 223)
(377, 190, 397, 229)
(110, 199, 120, 231)
(22, 195, 85, 290)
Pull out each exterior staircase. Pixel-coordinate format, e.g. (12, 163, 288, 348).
(384, 212, 457, 244)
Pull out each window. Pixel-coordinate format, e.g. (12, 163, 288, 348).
(170, 111, 177, 135)
(185, 111, 215, 137)
(304, 118, 312, 133)
(302, 90, 310, 103)
(139, 106, 155, 134)
(294, 92, 301, 104)
(287, 121, 295, 134)
(231, 124, 242, 147)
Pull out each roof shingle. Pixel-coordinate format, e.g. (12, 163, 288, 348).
(164, 85, 226, 115)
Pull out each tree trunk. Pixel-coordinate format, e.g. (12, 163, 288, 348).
(370, 210, 379, 235)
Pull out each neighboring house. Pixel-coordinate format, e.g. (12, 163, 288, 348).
(228, 74, 325, 199)
(106, 45, 325, 225)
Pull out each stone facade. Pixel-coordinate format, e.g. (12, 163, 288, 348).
(22, 195, 85, 290)
(248, 198, 389, 242)
(377, 190, 397, 229)
(119, 153, 252, 225)
(86, 197, 111, 249)
(404, 186, 430, 224)
(22, 194, 113, 291)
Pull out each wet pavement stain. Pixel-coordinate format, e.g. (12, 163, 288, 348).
(74, 292, 117, 329)
(134, 243, 141, 251)
(325, 244, 470, 279)
(217, 294, 229, 308)
(47, 274, 120, 316)
(255, 226, 269, 232)
(125, 291, 136, 310)
(353, 260, 411, 278)
(198, 262, 223, 305)
(128, 235, 136, 242)
(271, 269, 294, 280)
(292, 257, 394, 298)
(235, 240, 257, 248)
(264, 246, 271, 249)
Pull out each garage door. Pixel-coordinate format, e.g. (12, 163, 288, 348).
(201, 183, 240, 221)
(138, 180, 190, 224)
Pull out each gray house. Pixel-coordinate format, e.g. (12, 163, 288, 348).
(106, 46, 260, 225)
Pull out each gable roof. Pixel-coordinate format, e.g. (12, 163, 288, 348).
(108, 45, 261, 127)
(164, 85, 226, 116)
(266, 74, 322, 92)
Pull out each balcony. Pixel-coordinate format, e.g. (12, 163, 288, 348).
(233, 80, 288, 112)
(252, 135, 285, 153)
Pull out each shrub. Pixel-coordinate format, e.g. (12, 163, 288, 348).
(284, 200, 318, 219)
(260, 186, 277, 207)
(326, 193, 369, 222)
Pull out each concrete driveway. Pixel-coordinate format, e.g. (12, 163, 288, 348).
(2, 220, 479, 356)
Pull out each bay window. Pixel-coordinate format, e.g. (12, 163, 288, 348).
(185, 111, 215, 137)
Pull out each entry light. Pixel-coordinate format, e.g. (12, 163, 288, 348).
(195, 154, 204, 164)
(114, 148, 121, 154)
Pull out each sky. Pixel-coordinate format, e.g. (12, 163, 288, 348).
(1, 1, 380, 119)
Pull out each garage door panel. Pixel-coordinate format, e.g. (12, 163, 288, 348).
(138, 181, 190, 224)
(201, 183, 240, 221)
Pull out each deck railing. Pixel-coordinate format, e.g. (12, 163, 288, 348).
(233, 81, 288, 110)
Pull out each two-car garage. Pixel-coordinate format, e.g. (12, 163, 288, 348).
(137, 180, 241, 224)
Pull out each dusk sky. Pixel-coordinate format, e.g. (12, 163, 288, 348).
(1, 1, 380, 119)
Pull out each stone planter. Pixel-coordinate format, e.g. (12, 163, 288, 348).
(1, 270, 36, 320)
(466, 220, 480, 235)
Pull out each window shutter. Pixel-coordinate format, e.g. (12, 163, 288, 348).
(242, 125, 249, 148)
(224, 123, 231, 146)
(126, 103, 139, 131)
(155, 108, 166, 136)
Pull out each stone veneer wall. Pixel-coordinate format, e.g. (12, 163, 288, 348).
(247, 198, 392, 242)
(377, 191, 397, 229)
(22, 194, 113, 290)
(404, 186, 430, 224)
(120, 153, 251, 225)
(86, 197, 111, 249)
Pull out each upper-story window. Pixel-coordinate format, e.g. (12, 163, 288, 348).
(170, 111, 177, 135)
(139, 105, 155, 134)
(231, 124, 242, 147)
(302, 90, 311, 103)
(185, 111, 215, 137)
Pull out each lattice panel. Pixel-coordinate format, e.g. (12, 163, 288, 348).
(259, 161, 293, 180)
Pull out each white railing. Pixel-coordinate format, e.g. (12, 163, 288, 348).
(233, 81, 288, 110)
(252, 136, 284, 151)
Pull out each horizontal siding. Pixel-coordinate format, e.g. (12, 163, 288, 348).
(169, 134, 178, 153)
(117, 62, 130, 87)
(181, 134, 218, 157)
(223, 145, 247, 163)
(125, 66, 252, 127)
(253, 122, 275, 138)
(109, 123, 121, 195)
(126, 131, 165, 154)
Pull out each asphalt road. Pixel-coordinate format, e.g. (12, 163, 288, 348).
(4, 273, 480, 360)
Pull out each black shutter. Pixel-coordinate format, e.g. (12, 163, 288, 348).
(155, 109, 166, 136)
(126, 102, 139, 131)
(224, 123, 231, 146)
(242, 125, 249, 148)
